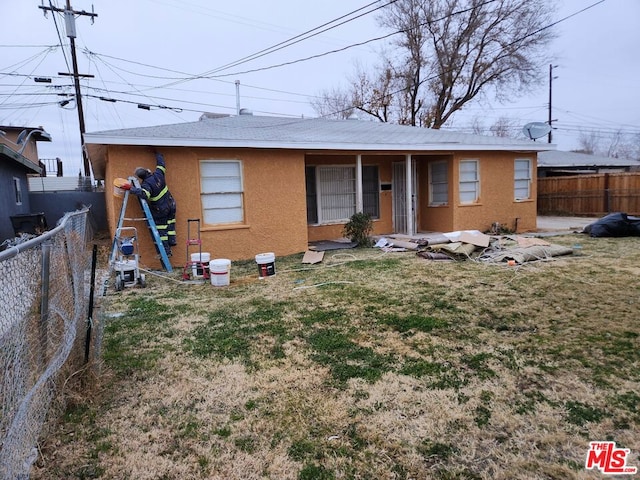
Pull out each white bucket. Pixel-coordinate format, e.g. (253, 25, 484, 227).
(255, 252, 276, 279)
(190, 252, 211, 278)
(210, 259, 231, 287)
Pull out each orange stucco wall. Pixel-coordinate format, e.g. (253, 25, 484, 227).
(451, 152, 537, 233)
(418, 152, 537, 233)
(105, 146, 308, 268)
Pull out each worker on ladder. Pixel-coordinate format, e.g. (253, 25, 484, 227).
(121, 152, 177, 257)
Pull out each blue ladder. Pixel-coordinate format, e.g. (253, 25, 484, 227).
(110, 177, 173, 272)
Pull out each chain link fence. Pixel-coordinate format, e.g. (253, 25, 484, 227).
(0, 207, 102, 479)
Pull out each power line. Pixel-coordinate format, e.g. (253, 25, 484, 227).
(202, 0, 396, 76)
(154, 0, 399, 90)
(39, 0, 98, 177)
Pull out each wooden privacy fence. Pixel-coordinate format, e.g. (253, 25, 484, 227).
(538, 172, 640, 216)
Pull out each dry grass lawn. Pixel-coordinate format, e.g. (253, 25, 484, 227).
(33, 233, 639, 479)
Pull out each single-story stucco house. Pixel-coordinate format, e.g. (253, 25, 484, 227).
(85, 112, 553, 267)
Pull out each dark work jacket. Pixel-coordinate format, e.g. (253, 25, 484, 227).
(131, 153, 176, 219)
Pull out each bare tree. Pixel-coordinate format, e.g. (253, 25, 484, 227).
(351, 61, 395, 122)
(382, 0, 557, 128)
(313, 0, 557, 128)
(467, 115, 519, 137)
(577, 130, 640, 160)
(309, 87, 355, 119)
(576, 131, 598, 154)
(489, 116, 519, 137)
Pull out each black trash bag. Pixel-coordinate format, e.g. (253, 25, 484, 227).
(583, 212, 640, 237)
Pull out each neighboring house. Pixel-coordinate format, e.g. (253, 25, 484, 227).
(538, 150, 640, 177)
(0, 126, 49, 242)
(85, 113, 553, 265)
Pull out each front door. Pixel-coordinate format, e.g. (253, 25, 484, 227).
(392, 161, 418, 234)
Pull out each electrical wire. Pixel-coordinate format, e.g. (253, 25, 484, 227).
(201, 0, 397, 76)
(46, 0, 72, 74)
(1, 0, 631, 150)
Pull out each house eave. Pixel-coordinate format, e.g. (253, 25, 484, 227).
(0, 144, 42, 174)
(83, 134, 555, 153)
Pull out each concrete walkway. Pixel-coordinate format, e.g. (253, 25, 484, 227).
(536, 215, 599, 232)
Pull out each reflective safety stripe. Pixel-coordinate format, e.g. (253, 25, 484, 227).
(150, 186, 168, 202)
(158, 165, 166, 174)
(142, 188, 151, 199)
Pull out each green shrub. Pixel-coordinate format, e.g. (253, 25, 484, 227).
(343, 212, 373, 247)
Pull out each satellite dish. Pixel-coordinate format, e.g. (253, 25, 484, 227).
(16, 130, 28, 145)
(522, 122, 552, 140)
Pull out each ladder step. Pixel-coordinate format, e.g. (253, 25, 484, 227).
(110, 177, 173, 273)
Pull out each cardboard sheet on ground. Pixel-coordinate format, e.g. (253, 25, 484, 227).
(457, 231, 491, 248)
(302, 250, 324, 264)
(443, 229, 486, 243)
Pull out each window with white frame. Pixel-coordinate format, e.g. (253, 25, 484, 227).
(514, 159, 532, 200)
(200, 160, 244, 224)
(306, 165, 379, 224)
(459, 160, 479, 204)
(13, 177, 22, 205)
(429, 161, 448, 205)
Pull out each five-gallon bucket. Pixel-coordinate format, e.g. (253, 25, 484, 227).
(191, 252, 211, 278)
(255, 252, 276, 279)
(210, 259, 231, 286)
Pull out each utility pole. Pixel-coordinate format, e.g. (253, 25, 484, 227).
(39, 2, 97, 178)
(235, 80, 241, 115)
(548, 64, 557, 144)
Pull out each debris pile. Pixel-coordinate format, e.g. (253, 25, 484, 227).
(375, 231, 575, 265)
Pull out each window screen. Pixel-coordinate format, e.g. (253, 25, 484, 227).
(459, 160, 479, 204)
(200, 161, 244, 224)
(514, 159, 531, 200)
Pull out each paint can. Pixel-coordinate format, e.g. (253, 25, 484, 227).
(210, 259, 231, 287)
(113, 177, 128, 197)
(190, 252, 211, 277)
(255, 252, 276, 279)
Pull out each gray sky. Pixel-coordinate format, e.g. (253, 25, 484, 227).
(2, 0, 639, 177)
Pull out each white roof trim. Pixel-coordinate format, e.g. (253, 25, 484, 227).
(83, 134, 554, 153)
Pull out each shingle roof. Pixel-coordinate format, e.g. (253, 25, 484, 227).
(85, 114, 554, 152)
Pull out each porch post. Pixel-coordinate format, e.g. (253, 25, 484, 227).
(405, 154, 415, 236)
(356, 154, 363, 213)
